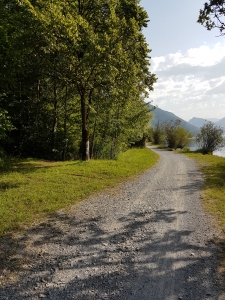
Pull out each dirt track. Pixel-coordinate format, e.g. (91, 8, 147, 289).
(0, 147, 223, 299)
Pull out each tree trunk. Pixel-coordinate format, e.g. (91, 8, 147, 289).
(111, 105, 120, 159)
(90, 101, 99, 159)
(51, 72, 58, 152)
(81, 92, 90, 161)
(35, 79, 41, 152)
(36, 79, 41, 128)
(62, 84, 68, 161)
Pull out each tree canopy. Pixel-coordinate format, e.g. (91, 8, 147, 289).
(0, 0, 156, 160)
(198, 0, 225, 35)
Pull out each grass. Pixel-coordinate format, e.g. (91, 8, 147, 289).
(184, 151, 225, 279)
(0, 148, 159, 237)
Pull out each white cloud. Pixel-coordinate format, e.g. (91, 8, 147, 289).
(152, 42, 225, 71)
(178, 43, 225, 67)
(149, 42, 225, 120)
(151, 56, 165, 72)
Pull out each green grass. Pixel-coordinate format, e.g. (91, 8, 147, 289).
(0, 148, 159, 237)
(184, 152, 225, 278)
(184, 152, 225, 230)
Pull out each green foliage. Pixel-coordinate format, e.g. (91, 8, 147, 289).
(0, 0, 156, 161)
(181, 147, 191, 153)
(0, 148, 159, 237)
(162, 120, 192, 149)
(0, 109, 14, 158)
(175, 127, 192, 149)
(198, 0, 225, 35)
(0, 109, 14, 139)
(163, 120, 180, 148)
(196, 121, 224, 154)
(151, 122, 165, 145)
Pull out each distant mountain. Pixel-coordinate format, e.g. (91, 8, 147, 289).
(188, 117, 225, 132)
(215, 117, 225, 131)
(208, 118, 220, 122)
(188, 117, 209, 128)
(150, 106, 199, 134)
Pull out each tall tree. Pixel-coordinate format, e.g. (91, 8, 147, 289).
(0, 0, 156, 161)
(68, 0, 156, 160)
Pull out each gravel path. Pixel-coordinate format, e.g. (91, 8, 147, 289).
(0, 147, 224, 300)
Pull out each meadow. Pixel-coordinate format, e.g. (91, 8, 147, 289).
(0, 148, 159, 237)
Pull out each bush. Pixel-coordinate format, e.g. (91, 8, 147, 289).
(163, 120, 192, 149)
(182, 147, 191, 153)
(196, 122, 224, 154)
(175, 127, 192, 149)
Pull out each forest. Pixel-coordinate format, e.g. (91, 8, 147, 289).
(0, 0, 156, 161)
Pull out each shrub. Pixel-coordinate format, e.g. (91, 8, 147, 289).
(196, 122, 224, 154)
(163, 120, 192, 149)
(175, 127, 192, 149)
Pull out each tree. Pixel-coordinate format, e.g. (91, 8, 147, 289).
(72, 0, 156, 160)
(152, 122, 165, 145)
(0, 108, 14, 158)
(175, 127, 192, 149)
(0, 109, 14, 140)
(196, 121, 224, 154)
(162, 120, 192, 149)
(198, 0, 225, 35)
(163, 120, 181, 149)
(0, 0, 156, 161)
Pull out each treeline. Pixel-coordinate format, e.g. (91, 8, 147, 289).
(149, 120, 192, 149)
(0, 0, 156, 161)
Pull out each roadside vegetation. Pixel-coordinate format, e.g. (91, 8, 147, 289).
(149, 119, 192, 149)
(0, 1, 156, 162)
(184, 152, 225, 275)
(195, 122, 224, 154)
(0, 148, 158, 238)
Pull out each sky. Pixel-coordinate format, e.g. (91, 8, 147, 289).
(141, 0, 225, 121)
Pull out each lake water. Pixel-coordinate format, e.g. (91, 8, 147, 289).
(213, 148, 225, 157)
(189, 139, 225, 158)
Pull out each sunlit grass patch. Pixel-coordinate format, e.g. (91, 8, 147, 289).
(0, 148, 159, 237)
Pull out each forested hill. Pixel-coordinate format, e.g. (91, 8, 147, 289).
(150, 106, 199, 134)
(0, 1, 156, 161)
(188, 117, 225, 132)
(188, 117, 209, 128)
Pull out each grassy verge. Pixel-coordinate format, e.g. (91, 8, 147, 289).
(0, 148, 158, 237)
(184, 152, 225, 278)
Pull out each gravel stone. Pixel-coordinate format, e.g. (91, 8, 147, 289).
(0, 147, 224, 299)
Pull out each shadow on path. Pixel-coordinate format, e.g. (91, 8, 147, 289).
(0, 207, 219, 300)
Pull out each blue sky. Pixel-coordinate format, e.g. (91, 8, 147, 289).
(141, 0, 225, 121)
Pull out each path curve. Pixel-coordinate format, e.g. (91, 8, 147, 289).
(0, 147, 223, 300)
